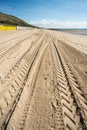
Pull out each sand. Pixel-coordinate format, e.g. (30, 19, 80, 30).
(0, 29, 87, 130)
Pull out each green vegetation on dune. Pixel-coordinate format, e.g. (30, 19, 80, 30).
(0, 12, 37, 28)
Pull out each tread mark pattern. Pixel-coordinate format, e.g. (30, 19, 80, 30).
(50, 35, 87, 130)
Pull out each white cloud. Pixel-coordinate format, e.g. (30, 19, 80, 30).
(30, 19, 87, 28)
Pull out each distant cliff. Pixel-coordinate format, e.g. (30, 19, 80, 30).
(0, 12, 37, 28)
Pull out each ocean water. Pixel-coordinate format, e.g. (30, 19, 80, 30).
(63, 29, 87, 36)
(50, 28, 87, 36)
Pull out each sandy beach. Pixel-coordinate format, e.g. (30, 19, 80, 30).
(0, 29, 87, 130)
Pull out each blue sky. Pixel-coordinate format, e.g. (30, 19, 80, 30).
(0, 0, 87, 28)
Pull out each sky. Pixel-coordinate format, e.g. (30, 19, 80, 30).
(0, 0, 87, 28)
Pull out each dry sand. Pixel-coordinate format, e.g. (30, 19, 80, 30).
(0, 29, 87, 130)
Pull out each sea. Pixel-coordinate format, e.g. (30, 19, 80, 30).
(50, 28, 87, 36)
